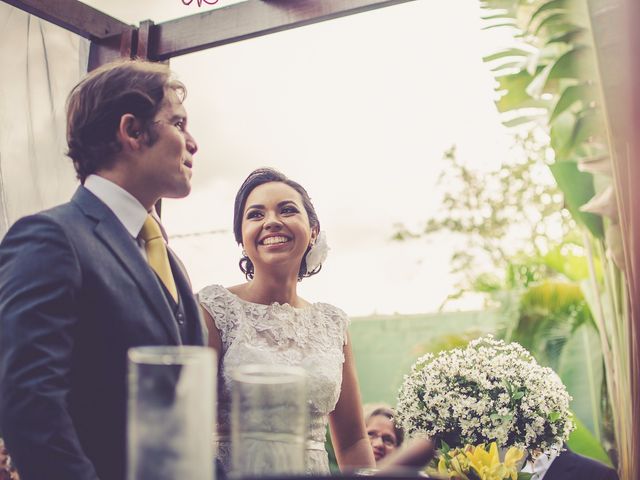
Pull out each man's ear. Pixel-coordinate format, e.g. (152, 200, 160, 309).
(117, 114, 145, 150)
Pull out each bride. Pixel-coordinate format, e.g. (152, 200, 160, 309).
(198, 167, 375, 475)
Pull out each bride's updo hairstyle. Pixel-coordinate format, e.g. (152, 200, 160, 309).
(233, 167, 321, 281)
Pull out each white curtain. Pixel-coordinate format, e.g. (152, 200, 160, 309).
(0, 3, 89, 237)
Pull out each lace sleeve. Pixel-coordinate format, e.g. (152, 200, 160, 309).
(197, 284, 237, 346)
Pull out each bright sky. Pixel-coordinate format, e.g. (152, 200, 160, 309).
(80, 0, 516, 317)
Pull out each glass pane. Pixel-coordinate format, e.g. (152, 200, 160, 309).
(76, 0, 248, 25)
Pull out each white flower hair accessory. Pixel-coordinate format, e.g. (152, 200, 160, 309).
(305, 230, 329, 273)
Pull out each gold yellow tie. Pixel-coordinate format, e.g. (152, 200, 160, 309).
(140, 215, 178, 302)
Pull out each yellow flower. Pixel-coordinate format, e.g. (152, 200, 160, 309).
(464, 443, 513, 480)
(432, 442, 526, 480)
(450, 453, 471, 479)
(436, 452, 470, 479)
(437, 455, 449, 474)
(503, 446, 525, 480)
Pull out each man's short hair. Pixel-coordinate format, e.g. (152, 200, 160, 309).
(66, 59, 186, 183)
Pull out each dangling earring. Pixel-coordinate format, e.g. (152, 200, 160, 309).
(239, 247, 254, 280)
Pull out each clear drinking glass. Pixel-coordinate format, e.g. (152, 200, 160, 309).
(127, 346, 216, 480)
(230, 364, 308, 477)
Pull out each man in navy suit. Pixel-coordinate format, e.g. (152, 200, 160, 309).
(543, 447, 619, 480)
(0, 59, 204, 479)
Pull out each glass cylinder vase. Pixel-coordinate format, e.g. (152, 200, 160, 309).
(127, 346, 216, 480)
(230, 364, 308, 477)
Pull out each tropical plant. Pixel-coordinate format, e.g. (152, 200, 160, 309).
(500, 274, 612, 464)
(478, 0, 630, 475)
(393, 141, 573, 307)
(391, 132, 611, 461)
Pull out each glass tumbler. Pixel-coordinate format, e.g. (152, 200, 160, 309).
(127, 346, 216, 480)
(230, 364, 308, 477)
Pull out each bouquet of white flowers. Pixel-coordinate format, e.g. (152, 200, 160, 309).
(396, 335, 574, 455)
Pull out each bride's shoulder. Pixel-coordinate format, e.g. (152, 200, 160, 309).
(225, 283, 247, 297)
(197, 283, 234, 305)
(197, 284, 241, 342)
(197, 283, 229, 300)
(312, 303, 350, 346)
(314, 302, 349, 322)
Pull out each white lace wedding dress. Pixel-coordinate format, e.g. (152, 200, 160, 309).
(198, 284, 350, 475)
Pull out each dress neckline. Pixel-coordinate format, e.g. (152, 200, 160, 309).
(220, 285, 318, 312)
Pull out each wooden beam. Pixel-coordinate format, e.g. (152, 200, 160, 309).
(136, 20, 155, 61)
(152, 0, 417, 60)
(2, 0, 132, 40)
(88, 30, 136, 71)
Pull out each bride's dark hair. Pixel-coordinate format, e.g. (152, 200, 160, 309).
(233, 167, 321, 280)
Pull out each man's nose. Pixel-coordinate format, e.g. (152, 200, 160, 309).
(186, 132, 198, 155)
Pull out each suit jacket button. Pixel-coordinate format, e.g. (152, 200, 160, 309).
(177, 312, 184, 325)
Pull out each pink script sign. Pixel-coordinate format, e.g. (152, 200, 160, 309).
(182, 0, 220, 6)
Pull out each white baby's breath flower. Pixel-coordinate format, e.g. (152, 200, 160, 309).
(396, 334, 574, 454)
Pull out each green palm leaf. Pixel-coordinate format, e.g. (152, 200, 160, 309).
(533, 12, 572, 35)
(568, 416, 613, 466)
(529, 0, 569, 26)
(483, 47, 533, 62)
(546, 27, 587, 44)
(547, 45, 593, 81)
(549, 161, 604, 238)
(558, 324, 604, 439)
(550, 84, 595, 123)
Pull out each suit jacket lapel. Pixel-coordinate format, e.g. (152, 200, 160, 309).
(72, 187, 181, 345)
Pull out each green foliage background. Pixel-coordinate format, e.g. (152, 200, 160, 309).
(350, 311, 501, 406)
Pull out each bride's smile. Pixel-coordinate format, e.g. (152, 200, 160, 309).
(259, 234, 292, 246)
